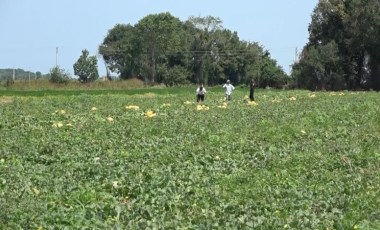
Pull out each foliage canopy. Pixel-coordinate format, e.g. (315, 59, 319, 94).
(99, 13, 287, 87)
(73, 49, 99, 83)
(292, 0, 380, 91)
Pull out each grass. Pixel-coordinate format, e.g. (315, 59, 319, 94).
(0, 78, 146, 91)
(0, 79, 198, 97)
(0, 88, 379, 229)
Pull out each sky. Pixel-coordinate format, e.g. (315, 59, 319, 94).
(0, 0, 317, 77)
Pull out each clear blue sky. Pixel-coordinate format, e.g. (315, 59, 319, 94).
(0, 0, 317, 77)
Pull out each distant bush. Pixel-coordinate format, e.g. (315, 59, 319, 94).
(49, 66, 70, 84)
(3, 79, 14, 88)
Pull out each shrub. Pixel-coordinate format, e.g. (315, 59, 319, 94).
(49, 66, 70, 84)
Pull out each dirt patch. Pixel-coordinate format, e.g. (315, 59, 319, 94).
(0, 96, 13, 105)
(132, 93, 157, 98)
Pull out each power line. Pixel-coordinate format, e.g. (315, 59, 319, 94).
(99, 49, 264, 56)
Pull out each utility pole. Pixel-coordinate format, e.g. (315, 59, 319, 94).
(13, 68, 15, 81)
(56, 47, 59, 67)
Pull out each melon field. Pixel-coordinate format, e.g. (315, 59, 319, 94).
(0, 88, 379, 229)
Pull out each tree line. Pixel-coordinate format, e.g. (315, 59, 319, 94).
(0, 69, 44, 81)
(98, 13, 287, 87)
(292, 0, 380, 91)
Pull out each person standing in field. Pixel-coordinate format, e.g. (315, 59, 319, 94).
(249, 79, 256, 101)
(223, 80, 235, 101)
(196, 83, 207, 102)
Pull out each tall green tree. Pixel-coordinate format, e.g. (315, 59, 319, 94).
(99, 24, 140, 79)
(136, 13, 184, 84)
(186, 16, 223, 84)
(73, 49, 99, 83)
(294, 0, 380, 90)
(359, 0, 380, 90)
(208, 29, 242, 85)
(294, 41, 343, 90)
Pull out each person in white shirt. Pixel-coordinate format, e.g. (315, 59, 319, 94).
(223, 80, 235, 101)
(196, 83, 207, 102)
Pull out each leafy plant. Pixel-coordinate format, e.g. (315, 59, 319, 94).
(49, 66, 70, 84)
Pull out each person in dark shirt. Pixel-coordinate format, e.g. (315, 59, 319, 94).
(249, 79, 256, 101)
